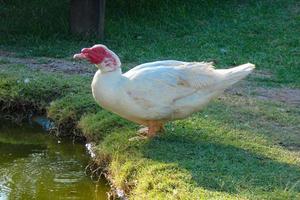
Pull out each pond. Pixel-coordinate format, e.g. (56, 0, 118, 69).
(0, 119, 109, 200)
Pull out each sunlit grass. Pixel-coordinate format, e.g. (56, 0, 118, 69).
(92, 96, 300, 199)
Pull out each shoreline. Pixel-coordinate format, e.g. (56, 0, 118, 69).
(0, 113, 127, 200)
(0, 64, 127, 199)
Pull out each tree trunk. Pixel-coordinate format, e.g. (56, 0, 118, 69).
(70, 0, 105, 39)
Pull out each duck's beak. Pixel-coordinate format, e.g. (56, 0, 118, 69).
(73, 48, 89, 60)
(73, 53, 85, 59)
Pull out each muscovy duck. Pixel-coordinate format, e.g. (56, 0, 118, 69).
(74, 45, 255, 138)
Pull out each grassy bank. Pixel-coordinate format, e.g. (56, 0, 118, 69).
(1, 61, 299, 199)
(1, 0, 300, 199)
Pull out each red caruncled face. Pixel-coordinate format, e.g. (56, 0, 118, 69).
(74, 45, 117, 66)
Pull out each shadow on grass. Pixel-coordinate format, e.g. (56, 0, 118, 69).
(141, 132, 300, 194)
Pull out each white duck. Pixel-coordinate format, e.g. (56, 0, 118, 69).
(74, 44, 255, 138)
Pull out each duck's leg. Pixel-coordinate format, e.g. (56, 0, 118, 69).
(147, 121, 164, 138)
(137, 127, 149, 135)
(129, 122, 164, 141)
(128, 126, 148, 141)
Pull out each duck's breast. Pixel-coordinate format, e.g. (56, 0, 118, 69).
(91, 71, 148, 123)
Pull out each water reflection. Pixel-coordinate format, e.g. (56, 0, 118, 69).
(0, 120, 109, 200)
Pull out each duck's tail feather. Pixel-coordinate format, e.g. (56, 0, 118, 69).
(217, 63, 255, 88)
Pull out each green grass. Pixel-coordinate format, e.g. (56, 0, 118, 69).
(1, 62, 299, 199)
(1, 0, 299, 86)
(78, 111, 136, 141)
(91, 97, 300, 199)
(1, 0, 300, 199)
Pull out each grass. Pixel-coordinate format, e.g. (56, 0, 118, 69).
(1, 63, 299, 199)
(94, 97, 300, 199)
(0, 0, 300, 199)
(1, 0, 299, 86)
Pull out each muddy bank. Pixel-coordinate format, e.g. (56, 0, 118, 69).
(0, 51, 94, 75)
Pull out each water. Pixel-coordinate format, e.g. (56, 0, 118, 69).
(0, 120, 109, 200)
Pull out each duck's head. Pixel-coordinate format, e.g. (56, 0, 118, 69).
(73, 44, 121, 72)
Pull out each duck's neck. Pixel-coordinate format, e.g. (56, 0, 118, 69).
(93, 68, 123, 87)
(98, 68, 122, 76)
(92, 68, 124, 104)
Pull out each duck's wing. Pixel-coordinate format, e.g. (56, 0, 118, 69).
(122, 61, 222, 119)
(125, 60, 187, 75)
